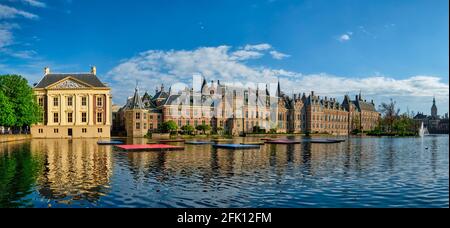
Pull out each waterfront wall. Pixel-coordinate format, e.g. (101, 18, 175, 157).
(0, 134, 31, 143)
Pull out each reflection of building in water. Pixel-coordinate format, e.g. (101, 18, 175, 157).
(30, 139, 113, 202)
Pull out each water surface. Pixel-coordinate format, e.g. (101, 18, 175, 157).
(0, 135, 448, 208)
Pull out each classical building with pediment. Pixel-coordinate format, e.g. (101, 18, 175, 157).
(31, 66, 112, 138)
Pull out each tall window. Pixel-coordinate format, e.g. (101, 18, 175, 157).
(136, 122, 140, 129)
(81, 112, 87, 123)
(194, 120, 198, 127)
(53, 113, 59, 123)
(53, 97, 59, 106)
(81, 97, 87, 106)
(244, 91, 249, 105)
(67, 113, 73, 123)
(67, 96, 73, 106)
(136, 113, 140, 120)
(97, 112, 102, 123)
(38, 97, 44, 106)
(97, 97, 103, 107)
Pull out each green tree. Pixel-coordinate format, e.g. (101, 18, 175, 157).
(0, 90, 16, 127)
(393, 113, 415, 136)
(159, 120, 178, 133)
(181, 125, 195, 135)
(379, 98, 400, 133)
(0, 75, 42, 131)
(195, 124, 211, 134)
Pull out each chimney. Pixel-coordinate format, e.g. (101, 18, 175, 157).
(311, 91, 315, 96)
(44, 67, 50, 75)
(325, 96, 328, 101)
(91, 66, 97, 75)
(294, 94, 297, 100)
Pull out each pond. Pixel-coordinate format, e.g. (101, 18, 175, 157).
(0, 135, 448, 208)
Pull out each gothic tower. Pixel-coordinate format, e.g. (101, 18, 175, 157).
(431, 97, 438, 118)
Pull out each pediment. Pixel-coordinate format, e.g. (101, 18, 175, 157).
(48, 77, 92, 89)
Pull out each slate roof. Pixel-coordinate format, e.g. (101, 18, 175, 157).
(35, 73, 107, 88)
(354, 100, 377, 112)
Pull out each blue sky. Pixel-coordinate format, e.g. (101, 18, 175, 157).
(1, 0, 449, 115)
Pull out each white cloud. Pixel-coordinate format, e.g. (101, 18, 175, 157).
(0, 23, 19, 48)
(0, 27, 14, 48)
(338, 33, 351, 42)
(244, 43, 272, 51)
(231, 50, 264, 60)
(0, 23, 36, 59)
(270, 50, 290, 60)
(106, 44, 449, 115)
(2, 49, 37, 59)
(21, 0, 46, 8)
(0, 4, 38, 19)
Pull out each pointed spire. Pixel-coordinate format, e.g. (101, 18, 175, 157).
(276, 78, 281, 97)
(131, 84, 144, 109)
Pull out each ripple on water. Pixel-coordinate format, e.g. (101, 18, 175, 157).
(0, 136, 448, 208)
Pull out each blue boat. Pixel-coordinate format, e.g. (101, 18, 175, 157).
(213, 144, 261, 149)
(97, 140, 124, 145)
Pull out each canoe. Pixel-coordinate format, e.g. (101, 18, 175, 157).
(97, 140, 124, 145)
(241, 142, 265, 145)
(158, 139, 185, 143)
(115, 144, 184, 151)
(301, 139, 346, 144)
(211, 139, 234, 142)
(185, 141, 215, 145)
(213, 144, 260, 149)
(265, 140, 301, 144)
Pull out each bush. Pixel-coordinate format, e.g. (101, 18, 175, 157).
(269, 128, 277, 134)
(181, 125, 195, 135)
(252, 126, 266, 134)
(159, 120, 178, 133)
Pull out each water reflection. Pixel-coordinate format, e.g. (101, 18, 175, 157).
(0, 135, 448, 208)
(30, 139, 113, 206)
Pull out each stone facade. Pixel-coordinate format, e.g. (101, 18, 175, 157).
(31, 67, 112, 138)
(117, 77, 380, 137)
